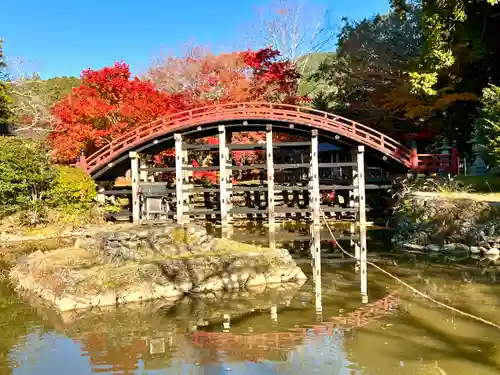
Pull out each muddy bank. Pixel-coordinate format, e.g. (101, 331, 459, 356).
(9, 224, 307, 312)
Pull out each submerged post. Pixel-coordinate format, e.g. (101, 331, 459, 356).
(312, 226, 322, 319)
(270, 305, 278, 325)
(268, 226, 276, 251)
(310, 129, 320, 226)
(359, 225, 368, 303)
(351, 147, 359, 219)
(129, 151, 140, 224)
(266, 125, 275, 227)
(219, 125, 230, 226)
(175, 134, 184, 224)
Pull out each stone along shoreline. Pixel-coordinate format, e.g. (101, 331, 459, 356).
(393, 193, 500, 256)
(9, 224, 307, 311)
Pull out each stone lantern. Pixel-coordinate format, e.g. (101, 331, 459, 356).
(468, 140, 488, 176)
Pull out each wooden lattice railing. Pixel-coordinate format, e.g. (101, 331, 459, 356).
(78, 102, 412, 176)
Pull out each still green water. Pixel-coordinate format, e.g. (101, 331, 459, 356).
(1, 227, 500, 375)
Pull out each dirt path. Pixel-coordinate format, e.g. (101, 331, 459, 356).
(412, 191, 500, 203)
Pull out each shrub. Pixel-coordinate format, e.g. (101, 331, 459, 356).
(48, 165, 97, 218)
(0, 137, 55, 222)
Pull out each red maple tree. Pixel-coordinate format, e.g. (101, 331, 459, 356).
(50, 48, 305, 164)
(49, 62, 188, 163)
(148, 46, 306, 165)
(149, 46, 304, 105)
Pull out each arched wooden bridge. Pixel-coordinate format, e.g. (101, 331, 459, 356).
(78, 102, 458, 224)
(76, 102, 448, 179)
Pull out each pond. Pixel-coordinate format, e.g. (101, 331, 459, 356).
(1, 225, 500, 375)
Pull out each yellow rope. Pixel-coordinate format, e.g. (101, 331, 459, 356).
(320, 213, 500, 331)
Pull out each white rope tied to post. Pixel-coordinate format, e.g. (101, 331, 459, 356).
(320, 212, 500, 331)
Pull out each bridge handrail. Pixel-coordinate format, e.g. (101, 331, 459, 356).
(85, 102, 411, 174)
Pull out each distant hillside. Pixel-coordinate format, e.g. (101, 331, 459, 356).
(295, 52, 334, 97)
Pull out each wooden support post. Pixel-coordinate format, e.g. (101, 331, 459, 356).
(129, 151, 140, 224)
(221, 225, 233, 240)
(266, 125, 275, 227)
(270, 305, 278, 325)
(226, 129, 233, 215)
(219, 125, 229, 226)
(351, 148, 359, 218)
(310, 129, 320, 226)
(349, 147, 360, 270)
(174, 134, 184, 224)
(181, 148, 191, 221)
(451, 143, 459, 175)
(312, 226, 322, 319)
(139, 157, 148, 183)
(356, 145, 367, 226)
(359, 225, 368, 304)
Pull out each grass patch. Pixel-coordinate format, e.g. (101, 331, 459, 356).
(22, 225, 68, 237)
(12, 248, 162, 296)
(411, 191, 500, 202)
(456, 175, 500, 193)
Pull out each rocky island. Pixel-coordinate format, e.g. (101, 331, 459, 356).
(9, 224, 307, 311)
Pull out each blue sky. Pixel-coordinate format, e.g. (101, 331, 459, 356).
(1, 0, 389, 79)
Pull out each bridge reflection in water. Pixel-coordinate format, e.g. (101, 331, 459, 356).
(25, 225, 400, 375)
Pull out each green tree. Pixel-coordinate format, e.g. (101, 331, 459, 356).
(48, 165, 97, 223)
(41, 76, 81, 104)
(0, 137, 55, 222)
(0, 39, 12, 133)
(312, 10, 422, 137)
(0, 282, 48, 375)
(390, 0, 500, 153)
(311, 4, 482, 151)
(475, 84, 500, 165)
(296, 51, 334, 97)
(7, 74, 80, 137)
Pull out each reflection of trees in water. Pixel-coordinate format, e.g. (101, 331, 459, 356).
(79, 333, 147, 375)
(0, 283, 48, 375)
(9, 239, 500, 375)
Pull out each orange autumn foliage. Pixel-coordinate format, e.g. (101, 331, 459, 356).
(50, 48, 305, 164)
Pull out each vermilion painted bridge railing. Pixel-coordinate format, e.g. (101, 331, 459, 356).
(411, 151, 459, 174)
(76, 102, 458, 176)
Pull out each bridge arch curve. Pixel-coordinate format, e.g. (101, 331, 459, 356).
(81, 102, 411, 180)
